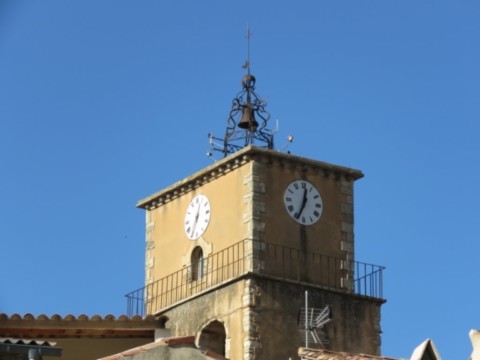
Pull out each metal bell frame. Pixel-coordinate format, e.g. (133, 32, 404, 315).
(209, 72, 274, 157)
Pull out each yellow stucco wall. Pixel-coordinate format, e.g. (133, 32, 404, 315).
(43, 338, 151, 360)
(142, 148, 360, 286)
(148, 161, 252, 282)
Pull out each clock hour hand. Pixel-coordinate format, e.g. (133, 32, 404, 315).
(295, 188, 308, 219)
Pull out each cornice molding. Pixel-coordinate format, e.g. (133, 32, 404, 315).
(137, 146, 364, 211)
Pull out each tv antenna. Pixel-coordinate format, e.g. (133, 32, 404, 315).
(297, 291, 332, 348)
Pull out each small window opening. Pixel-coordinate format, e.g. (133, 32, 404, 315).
(191, 246, 204, 281)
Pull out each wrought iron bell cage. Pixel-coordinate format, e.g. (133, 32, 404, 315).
(209, 73, 274, 157)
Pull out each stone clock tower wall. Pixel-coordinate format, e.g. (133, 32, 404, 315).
(138, 147, 361, 293)
(156, 277, 382, 359)
(244, 151, 361, 291)
(136, 146, 385, 360)
(257, 158, 357, 259)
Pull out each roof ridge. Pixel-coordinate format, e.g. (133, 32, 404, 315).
(0, 313, 156, 321)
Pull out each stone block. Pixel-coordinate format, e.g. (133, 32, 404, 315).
(343, 194, 354, 204)
(243, 213, 253, 223)
(145, 256, 154, 268)
(341, 241, 354, 253)
(243, 194, 253, 204)
(145, 240, 155, 249)
(340, 260, 353, 271)
(342, 213, 354, 223)
(253, 202, 266, 214)
(146, 221, 154, 231)
(252, 221, 265, 233)
(253, 182, 265, 193)
(341, 182, 354, 195)
(341, 203, 354, 214)
(341, 222, 353, 233)
(341, 277, 354, 291)
(346, 232, 354, 242)
(243, 173, 253, 185)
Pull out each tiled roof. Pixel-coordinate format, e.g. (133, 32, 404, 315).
(0, 338, 57, 347)
(298, 348, 399, 360)
(0, 313, 150, 321)
(99, 336, 228, 360)
(0, 313, 160, 339)
(0, 337, 63, 358)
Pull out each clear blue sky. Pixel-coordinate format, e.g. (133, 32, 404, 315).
(1, 1, 479, 359)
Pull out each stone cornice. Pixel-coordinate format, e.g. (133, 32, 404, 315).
(137, 146, 364, 210)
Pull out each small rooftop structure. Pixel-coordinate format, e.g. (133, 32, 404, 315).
(98, 336, 228, 360)
(470, 329, 480, 360)
(0, 313, 161, 360)
(410, 339, 441, 360)
(0, 338, 62, 360)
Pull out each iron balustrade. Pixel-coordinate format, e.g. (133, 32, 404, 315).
(125, 240, 385, 317)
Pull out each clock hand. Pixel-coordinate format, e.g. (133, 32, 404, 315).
(295, 188, 308, 219)
(190, 204, 201, 237)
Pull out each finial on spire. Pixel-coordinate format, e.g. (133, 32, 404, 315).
(241, 23, 252, 75)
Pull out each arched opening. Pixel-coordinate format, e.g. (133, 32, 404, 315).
(158, 315, 169, 329)
(191, 246, 204, 281)
(198, 320, 226, 356)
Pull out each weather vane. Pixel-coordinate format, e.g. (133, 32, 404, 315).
(208, 25, 275, 158)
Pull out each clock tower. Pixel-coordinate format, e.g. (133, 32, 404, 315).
(126, 69, 385, 360)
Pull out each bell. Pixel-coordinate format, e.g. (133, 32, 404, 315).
(238, 104, 259, 131)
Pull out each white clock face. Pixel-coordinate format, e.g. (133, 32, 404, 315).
(184, 194, 211, 240)
(284, 180, 323, 225)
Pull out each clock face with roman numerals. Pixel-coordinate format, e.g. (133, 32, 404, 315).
(184, 194, 211, 240)
(283, 180, 323, 225)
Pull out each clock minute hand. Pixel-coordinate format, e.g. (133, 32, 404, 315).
(190, 204, 201, 237)
(295, 188, 308, 219)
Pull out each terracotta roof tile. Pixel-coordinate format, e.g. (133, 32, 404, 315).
(0, 338, 57, 347)
(298, 348, 398, 360)
(0, 313, 156, 322)
(163, 336, 196, 345)
(0, 313, 160, 339)
(98, 336, 228, 360)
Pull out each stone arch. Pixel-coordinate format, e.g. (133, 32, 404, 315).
(181, 238, 212, 278)
(197, 319, 227, 356)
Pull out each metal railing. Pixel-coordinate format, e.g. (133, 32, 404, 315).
(126, 240, 385, 317)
